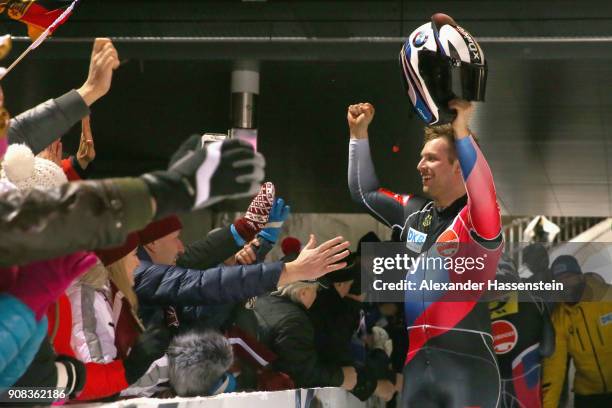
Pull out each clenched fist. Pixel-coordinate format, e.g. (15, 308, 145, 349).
(347, 102, 375, 139)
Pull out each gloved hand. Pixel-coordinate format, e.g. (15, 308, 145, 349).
(124, 325, 171, 384)
(54, 354, 87, 400)
(141, 139, 265, 218)
(232, 182, 275, 245)
(0, 295, 48, 392)
(258, 198, 290, 244)
(167, 134, 202, 168)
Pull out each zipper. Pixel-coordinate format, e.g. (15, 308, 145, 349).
(579, 307, 608, 392)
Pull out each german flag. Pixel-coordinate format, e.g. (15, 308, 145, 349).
(0, 1, 73, 41)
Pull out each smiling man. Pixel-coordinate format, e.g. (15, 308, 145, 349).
(346, 99, 503, 407)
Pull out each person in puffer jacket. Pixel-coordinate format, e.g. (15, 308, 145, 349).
(0, 144, 98, 399)
(0, 294, 48, 392)
(61, 233, 171, 401)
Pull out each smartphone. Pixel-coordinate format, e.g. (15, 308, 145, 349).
(201, 133, 227, 148)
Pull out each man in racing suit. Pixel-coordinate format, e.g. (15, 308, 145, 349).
(347, 100, 503, 407)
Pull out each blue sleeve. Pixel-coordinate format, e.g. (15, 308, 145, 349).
(133, 261, 284, 307)
(0, 295, 48, 392)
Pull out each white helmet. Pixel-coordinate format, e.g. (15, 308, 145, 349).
(399, 13, 487, 125)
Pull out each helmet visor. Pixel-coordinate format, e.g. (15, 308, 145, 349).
(418, 50, 487, 104)
(461, 62, 487, 101)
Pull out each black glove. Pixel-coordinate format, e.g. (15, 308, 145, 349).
(55, 355, 86, 399)
(168, 134, 202, 168)
(123, 326, 171, 384)
(351, 368, 378, 401)
(141, 139, 265, 218)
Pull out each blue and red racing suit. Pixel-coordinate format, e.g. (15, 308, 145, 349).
(348, 135, 503, 407)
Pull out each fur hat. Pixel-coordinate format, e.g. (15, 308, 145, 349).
(1, 144, 67, 190)
(167, 329, 233, 397)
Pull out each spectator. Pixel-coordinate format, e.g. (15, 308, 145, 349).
(309, 252, 397, 402)
(236, 277, 357, 391)
(542, 255, 612, 408)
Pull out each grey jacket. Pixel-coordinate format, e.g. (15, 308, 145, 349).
(8, 90, 90, 154)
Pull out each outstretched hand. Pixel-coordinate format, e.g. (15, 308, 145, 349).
(77, 38, 120, 106)
(278, 235, 350, 287)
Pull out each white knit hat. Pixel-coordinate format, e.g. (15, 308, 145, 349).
(1, 144, 67, 190)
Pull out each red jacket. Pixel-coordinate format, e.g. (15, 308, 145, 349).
(47, 293, 136, 401)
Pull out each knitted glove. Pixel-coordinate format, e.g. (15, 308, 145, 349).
(258, 198, 291, 244)
(142, 139, 265, 218)
(232, 182, 275, 245)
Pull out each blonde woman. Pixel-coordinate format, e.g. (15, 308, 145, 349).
(65, 234, 170, 400)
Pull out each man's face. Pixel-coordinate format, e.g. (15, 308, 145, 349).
(146, 230, 185, 265)
(417, 138, 460, 198)
(558, 272, 585, 302)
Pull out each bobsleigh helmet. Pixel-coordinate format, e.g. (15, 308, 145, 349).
(399, 13, 487, 125)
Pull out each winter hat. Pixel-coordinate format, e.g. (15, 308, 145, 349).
(95, 233, 140, 266)
(357, 231, 381, 254)
(322, 252, 359, 284)
(280, 236, 301, 262)
(138, 216, 183, 245)
(1, 144, 67, 190)
(551, 255, 582, 278)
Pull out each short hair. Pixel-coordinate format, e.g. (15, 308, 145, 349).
(167, 330, 233, 397)
(423, 124, 479, 163)
(273, 281, 319, 304)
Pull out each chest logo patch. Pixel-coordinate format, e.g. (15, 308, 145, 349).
(406, 227, 427, 253)
(491, 320, 518, 355)
(600, 312, 612, 326)
(435, 229, 459, 257)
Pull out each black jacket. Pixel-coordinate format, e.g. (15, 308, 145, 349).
(247, 294, 344, 388)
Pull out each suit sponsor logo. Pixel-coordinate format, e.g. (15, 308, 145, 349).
(492, 320, 518, 354)
(600, 312, 612, 326)
(406, 227, 427, 253)
(435, 229, 459, 257)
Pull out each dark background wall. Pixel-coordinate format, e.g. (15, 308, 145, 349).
(2, 1, 611, 216)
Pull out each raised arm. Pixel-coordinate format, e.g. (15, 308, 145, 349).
(9, 39, 118, 154)
(347, 103, 414, 232)
(450, 99, 501, 241)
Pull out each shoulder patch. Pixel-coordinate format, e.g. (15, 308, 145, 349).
(378, 188, 409, 206)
